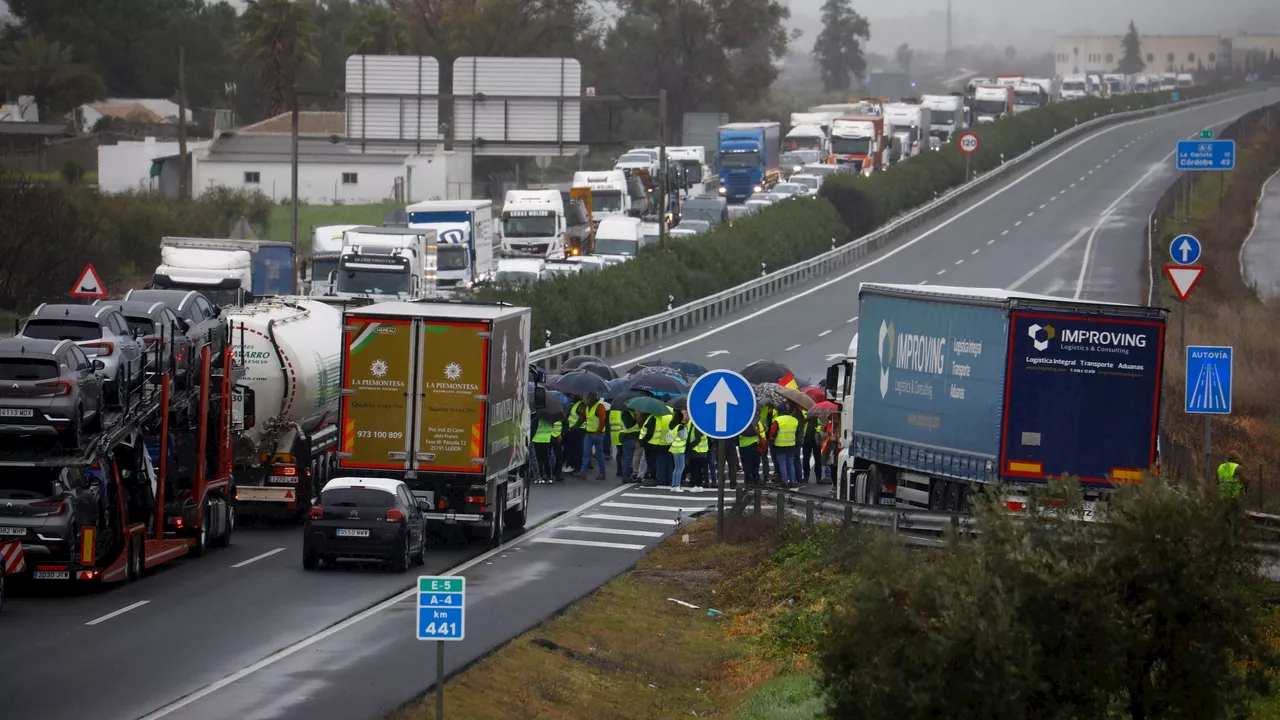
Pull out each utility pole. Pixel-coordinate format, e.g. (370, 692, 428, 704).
(290, 86, 301, 295)
(178, 45, 189, 200)
(658, 88, 667, 249)
(945, 0, 953, 68)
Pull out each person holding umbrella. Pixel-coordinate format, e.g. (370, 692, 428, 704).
(610, 405, 640, 481)
(769, 402, 800, 488)
(631, 396, 673, 487)
(802, 406, 821, 484)
(688, 420, 710, 487)
(738, 419, 763, 484)
(669, 410, 690, 490)
(573, 391, 609, 481)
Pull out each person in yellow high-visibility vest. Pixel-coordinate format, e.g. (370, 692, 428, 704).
(688, 422, 710, 487)
(573, 392, 609, 481)
(639, 410, 672, 486)
(738, 420, 764, 484)
(531, 416, 561, 483)
(669, 411, 690, 490)
(610, 406, 640, 481)
(1217, 451, 1246, 500)
(769, 404, 800, 488)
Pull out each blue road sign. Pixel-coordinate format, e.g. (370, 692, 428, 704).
(1185, 346, 1232, 415)
(1169, 234, 1202, 265)
(687, 369, 757, 439)
(417, 576, 465, 640)
(1176, 140, 1235, 171)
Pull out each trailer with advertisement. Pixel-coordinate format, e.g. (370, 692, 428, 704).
(828, 284, 1166, 512)
(336, 301, 531, 541)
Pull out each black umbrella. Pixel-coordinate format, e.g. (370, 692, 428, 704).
(632, 364, 687, 382)
(667, 360, 708, 378)
(625, 360, 665, 374)
(741, 360, 796, 386)
(631, 374, 687, 397)
(561, 355, 606, 371)
(537, 391, 565, 421)
(605, 376, 634, 400)
(548, 370, 610, 397)
(577, 361, 618, 381)
(611, 388, 657, 408)
(668, 395, 689, 411)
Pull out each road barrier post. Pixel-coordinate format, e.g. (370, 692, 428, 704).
(716, 439, 726, 542)
(436, 640, 445, 720)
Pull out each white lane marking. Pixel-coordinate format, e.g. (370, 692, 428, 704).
(936, 269, 947, 275)
(825, 353, 845, 361)
(705, 350, 729, 357)
(917, 280, 929, 285)
(785, 343, 801, 351)
(602, 502, 711, 512)
(818, 330, 832, 337)
(1050, 195, 1057, 201)
(559, 525, 664, 538)
(582, 513, 679, 525)
(137, 482, 639, 720)
(1070, 182, 1077, 188)
(532, 537, 646, 551)
(230, 547, 285, 568)
(1096, 164, 1102, 169)
(1039, 203, 1047, 209)
(1088, 170, 1094, 174)
(1079, 176, 1086, 181)
(1001, 229, 1009, 235)
(623, 492, 708, 501)
(987, 239, 995, 245)
(85, 600, 150, 626)
(846, 316, 858, 323)
(971, 249, 980, 255)
(608, 92, 1274, 369)
(955, 259, 964, 265)
(1027, 211, 1035, 217)
(1008, 227, 1090, 291)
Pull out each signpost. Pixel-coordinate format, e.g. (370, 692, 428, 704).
(686, 370, 757, 541)
(1185, 345, 1233, 485)
(1175, 139, 1236, 171)
(1163, 232, 1205, 358)
(418, 576, 465, 719)
(957, 131, 980, 181)
(69, 264, 108, 300)
(1198, 128, 1214, 140)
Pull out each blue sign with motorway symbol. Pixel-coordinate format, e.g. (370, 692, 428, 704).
(417, 576, 465, 640)
(1176, 140, 1235, 171)
(1185, 346, 1232, 415)
(687, 370, 756, 439)
(1169, 234, 1201, 265)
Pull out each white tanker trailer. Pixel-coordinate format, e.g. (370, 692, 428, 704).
(225, 297, 342, 513)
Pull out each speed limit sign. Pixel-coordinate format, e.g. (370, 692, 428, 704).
(957, 132, 980, 155)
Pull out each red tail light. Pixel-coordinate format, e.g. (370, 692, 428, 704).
(144, 337, 163, 344)
(31, 499, 68, 516)
(385, 508, 405, 523)
(82, 342, 114, 357)
(275, 466, 297, 476)
(36, 380, 72, 396)
(307, 506, 323, 520)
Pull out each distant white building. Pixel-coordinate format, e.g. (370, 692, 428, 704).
(0, 95, 37, 122)
(97, 137, 211, 195)
(1054, 35, 1231, 76)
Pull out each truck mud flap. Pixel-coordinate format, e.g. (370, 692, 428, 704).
(1, 541, 25, 575)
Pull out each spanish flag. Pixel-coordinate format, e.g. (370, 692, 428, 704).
(779, 371, 799, 390)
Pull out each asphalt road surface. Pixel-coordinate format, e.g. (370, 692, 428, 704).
(609, 88, 1280, 385)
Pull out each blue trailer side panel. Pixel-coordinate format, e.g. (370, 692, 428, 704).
(852, 291, 1008, 482)
(762, 124, 781, 176)
(1001, 310, 1164, 485)
(253, 246, 296, 296)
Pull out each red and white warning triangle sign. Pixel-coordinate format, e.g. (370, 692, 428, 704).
(1163, 264, 1204, 302)
(70, 263, 108, 299)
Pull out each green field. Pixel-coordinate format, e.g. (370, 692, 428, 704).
(264, 202, 403, 246)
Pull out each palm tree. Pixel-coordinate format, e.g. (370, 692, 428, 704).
(342, 4, 409, 56)
(0, 34, 105, 122)
(236, 0, 320, 116)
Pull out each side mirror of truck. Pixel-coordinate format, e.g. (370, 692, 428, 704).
(417, 500, 432, 513)
(533, 386, 547, 410)
(240, 387, 257, 430)
(824, 364, 841, 402)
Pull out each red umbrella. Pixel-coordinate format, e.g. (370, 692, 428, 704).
(809, 401, 839, 417)
(802, 386, 826, 402)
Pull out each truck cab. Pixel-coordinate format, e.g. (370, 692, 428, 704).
(971, 85, 1014, 124)
(920, 94, 965, 143)
(405, 199, 496, 295)
(784, 124, 829, 162)
(664, 146, 715, 196)
(333, 227, 436, 302)
(882, 103, 931, 159)
(152, 237, 295, 308)
(593, 215, 645, 265)
(500, 190, 566, 259)
(571, 170, 632, 222)
(1102, 74, 1128, 96)
(1059, 74, 1090, 101)
(1012, 81, 1049, 113)
(829, 116, 884, 174)
(306, 225, 359, 297)
(716, 122, 782, 204)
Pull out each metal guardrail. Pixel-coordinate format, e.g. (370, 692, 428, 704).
(531, 89, 1249, 372)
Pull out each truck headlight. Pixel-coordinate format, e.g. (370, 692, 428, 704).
(718, 187, 726, 195)
(753, 185, 762, 193)
(792, 165, 802, 173)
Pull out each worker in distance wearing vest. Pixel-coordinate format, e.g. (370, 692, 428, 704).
(769, 403, 801, 488)
(1217, 451, 1247, 501)
(639, 409, 673, 487)
(611, 406, 640, 481)
(738, 419, 764, 485)
(531, 415, 561, 484)
(687, 421, 710, 487)
(573, 392, 610, 481)
(669, 410, 690, 490)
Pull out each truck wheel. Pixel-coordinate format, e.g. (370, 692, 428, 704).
(125, 535, 141, 582)
(865, 465, 882, 506)
(191, 502, 210, 557)
(212, 502, 233, 548)
(486, 486, 507, 546)
(503, 502, 528, 531)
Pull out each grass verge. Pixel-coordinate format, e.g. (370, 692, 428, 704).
(265, 202, 403, 244)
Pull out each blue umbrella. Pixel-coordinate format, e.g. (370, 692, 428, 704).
(667, 361, 708, 378)
(605, 376, 634, 400)
(631, 374, 687, 398)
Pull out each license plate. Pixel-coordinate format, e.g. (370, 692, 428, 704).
(412, 490, 434, 506)
(335, 528, 370, 538)
(0, 526, 25, 536)
(0, 409, 33, 418)
(1082, 501, 1098, 521)
(267, 475, 296, 485)
(879, 497, 895, 506)
(34, 570, 69, 580)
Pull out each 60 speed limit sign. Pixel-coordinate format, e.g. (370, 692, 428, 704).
(957, 132, 980, 155)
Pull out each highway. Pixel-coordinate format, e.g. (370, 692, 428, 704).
(608, 89, 1280, 384)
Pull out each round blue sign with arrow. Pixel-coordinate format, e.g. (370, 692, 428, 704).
(686, 369, 757, 440)
(1170, 234, 1202, 266)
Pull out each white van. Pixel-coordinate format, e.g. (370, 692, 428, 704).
(494, 258, 546, 286)
(500, 189, 565, 258)
(594, 216, 645, 265)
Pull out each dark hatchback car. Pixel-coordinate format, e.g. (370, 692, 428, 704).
(0, 337, 104, 446)
(0, 465, 104, 569)
(93, 299, 194, 382)
(123, 289, 226, 370)
(303, 477, 427, 572)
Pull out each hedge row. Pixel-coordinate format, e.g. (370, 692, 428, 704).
(820, 85, 1230, 236)
(475, 199, 849, 343)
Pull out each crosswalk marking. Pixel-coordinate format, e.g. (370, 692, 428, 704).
(602, 502, 710, 512)
(559, 525, 664, 538)
(582, 513, 679, 525)
(623, 492, 710, 501)
(533, 537, 647, 550)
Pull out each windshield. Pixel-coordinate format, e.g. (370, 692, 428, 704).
(617, 153, 652, 164)
(773, 184, 804, 195)
(437, 245, 469, 271)
(321, 487, 395, 508)
(806, 165, 836, 176)
(155, 283, 240, 307)
(591, 190, 623, 213)
(1062, 81, 1085, 91)
(502, 214, 557, 238)
(793, 176, 819, 190)
(719, 151, 760, 168)
(123, 315, 157, 336)
(974, 99, 1008, 115)
(312, 257, 339, 283)
(679, 161, 702, 184)
(0, 358, 59, 381)
(595, 238, 638, 256)
(495, 270, 539, 286)
(22, 319, 102, 341)
(1014, 91, 1044, 106)
(337, 264, 411, 296)
(831, 137, 871, 155)
(785, 137, 823, 151)
(0, 466, 61, 499)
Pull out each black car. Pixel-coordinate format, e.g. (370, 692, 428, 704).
(123, 289, 226, 371)
(303, 477, 427, 572)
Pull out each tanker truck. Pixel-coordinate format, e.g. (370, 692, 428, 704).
(225, 297, 342, 514)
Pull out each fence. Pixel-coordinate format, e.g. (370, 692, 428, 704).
(530, 87, 1250, 372)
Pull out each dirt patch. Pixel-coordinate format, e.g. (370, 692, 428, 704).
(634, 568, 725, 590)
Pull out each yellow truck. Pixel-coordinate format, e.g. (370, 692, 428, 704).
(337, 301, 532, 541)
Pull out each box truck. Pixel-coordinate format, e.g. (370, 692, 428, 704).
(336, 301, 532, 541)
(826, 284, 1166, 512)
(152, 237, 295, 308)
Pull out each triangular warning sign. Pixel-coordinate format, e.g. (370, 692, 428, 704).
(1164, 264, 1204, 302)
(70, 264, 108, 299)
(284, 490, 294, 499)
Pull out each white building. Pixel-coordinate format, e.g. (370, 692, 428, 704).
(76, 98, 193, 133)
(97, 137, 211, 194)
(190, 111, 471, 203)
(1054, 35, 1229, 76)
(0, 95, 37, 122)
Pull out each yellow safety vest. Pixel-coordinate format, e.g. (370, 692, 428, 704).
(609, 409, 623, 445)
(670, 423, 688, 454)
(773, 415, 799, 448)
(693, 428, 709, 453)
(569, 401, 583, 429)
(583, 401, 605, 433)
(739, 421, 763, 448)
(1217, 461, 1243, 499)
(647, 414, 672, 446)
(533, 419, 557, 443)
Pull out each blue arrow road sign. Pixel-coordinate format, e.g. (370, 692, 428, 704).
(1185, 346, 1232, 415)
(417, 576, 465, 640)
(1169, 234, 1202, 265)
(1176, 140, 1235, 171)
(687, 369, 757, 439)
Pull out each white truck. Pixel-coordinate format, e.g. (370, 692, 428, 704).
(1102, 74, 1128, 96)
(227, 297, 342, 514)
(500, 189, 567, 259)
(571, 170, 632, 219)
(1059, 74, 1090, 101)
(405, 199, 496, 295)
(1176, 73, 1194, 88)
(306, 225, 359, 297)
(882, 103, 931, 159)
(784, 123, 829, 158)
(920, 95, 965, 144)
(830, 116, 885, 175)
(333, 227, 437, 302)
(1011, 81, 1049, 114)
(971, 85, 1014, 123)
(665, 146, 715, 195)
(152, 237, 296, 308)
(1087, 74, 1105, 97)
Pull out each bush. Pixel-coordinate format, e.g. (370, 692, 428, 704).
(476, 198, 848, 343)
(820, 86, 1228, 236)
(815, 478, 1277, 720)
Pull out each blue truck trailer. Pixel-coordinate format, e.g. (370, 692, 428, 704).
(716, 122, 782, 203)
(837, 283, 1166, 512)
